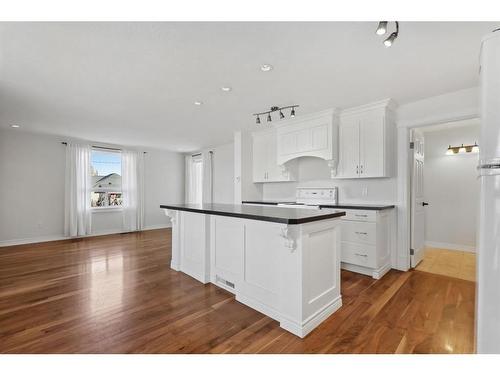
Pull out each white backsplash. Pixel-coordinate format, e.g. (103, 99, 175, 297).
(262, 157, 397, 204)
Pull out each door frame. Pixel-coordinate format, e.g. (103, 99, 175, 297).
(396, 113, 479, 271)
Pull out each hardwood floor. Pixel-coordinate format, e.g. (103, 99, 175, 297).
(0, 229, 475, 353)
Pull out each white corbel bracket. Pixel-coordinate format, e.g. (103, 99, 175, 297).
(326, 159, 337, 178)
(280, 225, 298, 252)
(279, 164, 290, 179)
(164, 209, 178, 224)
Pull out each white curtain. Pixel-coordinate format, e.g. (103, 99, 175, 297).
(122, 150, 145, 231)
(186, 153, 204, 204)
(64, 143, 92, 237)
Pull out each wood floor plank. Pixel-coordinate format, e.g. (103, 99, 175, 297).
(0, 228, 475, 353)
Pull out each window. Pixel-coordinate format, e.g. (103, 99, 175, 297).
(90, 149, 123, 208)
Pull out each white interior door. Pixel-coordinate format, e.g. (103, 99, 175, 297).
(410, 129, 426, 267)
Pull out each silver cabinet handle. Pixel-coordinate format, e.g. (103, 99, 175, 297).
(355, 231, 368, 235)
(355, 214, 368, 217)
(360, 165, 363, 174)
(356, 165, 359, 174)
(354, 253, 368, 257)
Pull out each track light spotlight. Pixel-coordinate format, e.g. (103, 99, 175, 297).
(279, 110, 285, 119)
(376, 21, 399, 48)
(290, 107, 296, 117)
(256, 116, 261, 124)
(267, 113, 272, 122)
(384, 32, 397, 47)
(376, 21, 388, 35)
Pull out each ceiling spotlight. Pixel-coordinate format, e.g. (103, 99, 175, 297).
(267, 113, 272, 122)
(384, 32, 397, 47)
(194, 101, 203, 106)
(446, 146, 454, 156)
(376, 21, 388, 35)
(472, 142, 480, 153)
(260, 64, 273, 72)
(256, 116, 261, 124)
(290, 107, 296, 118)
(458, 144, 466, 153)
(10, 124, 20, 128)
(221, 86, 232, 92)
(279, 110, 285, 119)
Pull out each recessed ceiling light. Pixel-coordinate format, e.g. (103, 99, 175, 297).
(260, 64, 273, 72)
(194, 101, 203, 106)
(221, 86, 232, 92)
(11, 125, 20, 128)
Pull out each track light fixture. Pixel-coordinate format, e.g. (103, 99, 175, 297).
(375, 21, 399, 47)
(253, 105, 299, 125)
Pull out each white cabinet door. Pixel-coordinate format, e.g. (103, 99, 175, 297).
(266, 131, 282, 181)
(252, 132, 268, 182)
(359, 112, 385, 178)
(338, 117, 359, 178)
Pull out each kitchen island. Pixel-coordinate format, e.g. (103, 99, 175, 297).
(161, 203, 346, 338)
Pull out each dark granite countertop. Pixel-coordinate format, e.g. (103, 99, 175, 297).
(242, 201, 395, 211)
(160, 203, 346, 225)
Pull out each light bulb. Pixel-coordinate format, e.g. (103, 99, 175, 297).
(256, 116, 261, 124)
(458, 144, 466, 153)
(376, 21, 388, 35)
(446, 146, 454, 156)
(290, 107, 296, 118)
(384, 32, 397, 47)
(472, 143, 479, 153)
(267, 113, 272, 122)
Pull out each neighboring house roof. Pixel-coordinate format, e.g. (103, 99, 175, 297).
(92, 173, 121, 190)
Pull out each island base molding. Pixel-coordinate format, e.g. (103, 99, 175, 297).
(164, 208, 343, 338)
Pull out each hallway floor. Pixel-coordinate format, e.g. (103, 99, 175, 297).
(416, 247, 476, 282)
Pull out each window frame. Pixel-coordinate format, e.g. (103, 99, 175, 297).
(90, 147, 123, 212)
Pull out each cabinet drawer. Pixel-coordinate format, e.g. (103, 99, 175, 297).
(341, 221, 376, 245)
(343, 210, 376, 222)
(341, 242, 376, 268)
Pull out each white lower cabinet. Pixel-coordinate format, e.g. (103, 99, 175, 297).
(340, 209, 394, 279)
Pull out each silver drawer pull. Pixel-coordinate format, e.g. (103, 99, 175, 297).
(354, 253, 368, 257)
(355, 214, 368, 217)
(355, 231, 368, 235)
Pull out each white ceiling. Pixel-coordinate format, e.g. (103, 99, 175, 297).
(0, 22, 497, 152)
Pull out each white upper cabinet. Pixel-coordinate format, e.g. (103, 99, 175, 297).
(276, 109, 340, 177)
(337, 100, 396, 179)
(252, 129, 297, 183)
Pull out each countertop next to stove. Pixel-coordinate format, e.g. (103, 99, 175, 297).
(242, 200, 395, 211)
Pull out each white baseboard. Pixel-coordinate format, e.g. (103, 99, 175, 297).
(425, 241, 476, 253)
(0, 224, 171, 248)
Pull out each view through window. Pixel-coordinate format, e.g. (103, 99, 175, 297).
(90, 149, 123, 207)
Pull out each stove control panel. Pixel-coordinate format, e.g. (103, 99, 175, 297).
(295, 187, 338, 205)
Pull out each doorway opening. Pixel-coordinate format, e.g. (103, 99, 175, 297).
(409, 118, 480, 282)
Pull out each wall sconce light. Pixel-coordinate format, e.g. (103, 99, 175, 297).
(446, 142, 479, 155)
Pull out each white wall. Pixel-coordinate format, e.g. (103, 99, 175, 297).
(212, 143, 234, 204)
(0, 129, 185, 245)
(263, 157, 397, 204)
(423, 124, 480, 251)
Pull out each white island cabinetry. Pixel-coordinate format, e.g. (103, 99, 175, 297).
(163, 204, 345, 338)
